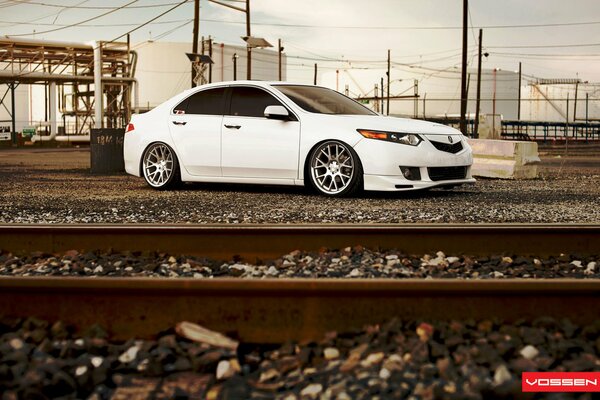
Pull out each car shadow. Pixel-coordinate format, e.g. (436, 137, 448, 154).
(171, 181, 474, 200)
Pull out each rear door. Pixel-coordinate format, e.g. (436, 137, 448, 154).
(168, 87, 226, 176)
(221, 86, 300, 179)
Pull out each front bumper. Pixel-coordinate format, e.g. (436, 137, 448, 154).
(364, 173, 476, 191)
(354, 134, 475, 191)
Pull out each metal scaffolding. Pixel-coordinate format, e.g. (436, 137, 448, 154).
(0, 37, 138, 141)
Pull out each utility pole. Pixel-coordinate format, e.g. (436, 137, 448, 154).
(586, 93, 589, 141)
(573, 81, 579, 122)
(278, 39, 283, 81)
(208, 36, 213, 83)
(381, 77, 384, 115)
(246, 0, 251, 80)
(191, 0, 199, 87)
(386, 49, 391, 116)
(474, 28, 483, 138)
(233, 53, 238, 81)
(459, 0, 468, 135)
(413, 79, 419, 118)
(374, 84, 379, 113)
(517, 61, 522, 121)
(313, 63, 317, 85)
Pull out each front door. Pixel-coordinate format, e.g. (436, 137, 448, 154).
(221, 86, 300, 179)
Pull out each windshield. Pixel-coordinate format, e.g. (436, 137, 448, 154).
(275, 85, 376, 116)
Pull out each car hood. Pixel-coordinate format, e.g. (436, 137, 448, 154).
(312, 114, 461, 136)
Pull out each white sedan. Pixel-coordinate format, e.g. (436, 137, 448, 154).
(124, 81, 475, 197)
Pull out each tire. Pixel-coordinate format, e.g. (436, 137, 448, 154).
(307, 140, 363, 197)
(141, 142, 181, 190)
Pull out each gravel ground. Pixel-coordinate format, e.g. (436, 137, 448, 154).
(0, 149, 599, 224)
(1, 248, 597, 279)
(1, 316, 598, 399)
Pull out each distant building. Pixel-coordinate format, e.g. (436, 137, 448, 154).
(134, 41, 286, 110)
(320, 68, 599, 123)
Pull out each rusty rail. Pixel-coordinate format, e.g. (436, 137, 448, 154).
(0, 224, 599, 260)
(0, 277, 598, 343)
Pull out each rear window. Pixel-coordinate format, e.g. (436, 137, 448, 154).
(173, 87, 226, 115)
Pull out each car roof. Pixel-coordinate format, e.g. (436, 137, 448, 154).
(192, 81, 324, 89)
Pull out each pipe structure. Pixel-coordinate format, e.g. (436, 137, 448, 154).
(49, 81, 57, 136)
(93, 41, 103, 129)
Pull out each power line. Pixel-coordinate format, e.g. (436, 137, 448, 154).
(2, 0, 189, 9)
(106, 0, 190, 44)
(6, 0, 139, 37)
(487, 42, 600, 49)
(0, 18, 191, 27)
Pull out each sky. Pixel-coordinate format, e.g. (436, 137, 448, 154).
(2, 0, 600, 84)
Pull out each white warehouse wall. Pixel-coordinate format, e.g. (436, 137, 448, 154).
(134, 41, 286, 109)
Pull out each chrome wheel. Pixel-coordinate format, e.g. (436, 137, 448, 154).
(143, 143, 175, 188)
(310, 141, 355, 195)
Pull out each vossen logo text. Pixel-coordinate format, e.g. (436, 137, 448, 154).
(522, 372, 600, 392)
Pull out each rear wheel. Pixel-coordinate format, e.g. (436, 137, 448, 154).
(142, 142, 180, 190)
(308, 140, 362, 197)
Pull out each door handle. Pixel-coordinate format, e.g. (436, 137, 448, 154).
(224, 124, 241, 130)
(172, 121, 187, 126)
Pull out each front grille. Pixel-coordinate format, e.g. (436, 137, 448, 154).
(428, 166, 467, 181)
(430, 140, 463, 154)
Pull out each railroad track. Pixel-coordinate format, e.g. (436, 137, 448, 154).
(1, 223, 599, 259)
(0, 224, 599, 343)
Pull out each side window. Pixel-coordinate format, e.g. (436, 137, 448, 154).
(229, 87, 283, 118)
(174, 87, 226, 115)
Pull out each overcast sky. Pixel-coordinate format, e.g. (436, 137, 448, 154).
(2, 0, 600, 83)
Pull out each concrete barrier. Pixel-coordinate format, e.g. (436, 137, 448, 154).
(467, 139, 540, 179)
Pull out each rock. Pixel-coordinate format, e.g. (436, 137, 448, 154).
(349, 268, 361, 277)
(266, 266, 278, 275)
(323, 347, 340, 360)
(493, 364, 512, 385)
(175, 321, 238, 350)
(228, 264, 246, 277)
(361, 352, 385, 367)
(300, 383, 323, 399)
(379, 367, 391, 379)
(520, 345, 539, 360)
(216, 360, 237, 380)
(416, 322, 434, 342)
(9, 337, 24, 350)
(492, 271, 504, 278)
(259, 368, 279, 383)
(570, 260, 583, 268)
(118, 343, 141, 363)
(585, 262, 596, 275)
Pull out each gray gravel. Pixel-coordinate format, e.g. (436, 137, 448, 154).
(1, 248, 597, 279)
(1, 316, 598, 399)
(0, 149, 599, 224)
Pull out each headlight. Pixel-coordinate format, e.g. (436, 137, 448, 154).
(357, 129, 422, 146)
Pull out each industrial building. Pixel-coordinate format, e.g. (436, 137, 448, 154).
(0, 38, 285, 142)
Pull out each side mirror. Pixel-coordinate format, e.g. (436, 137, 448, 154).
(264, 105, 290, 120)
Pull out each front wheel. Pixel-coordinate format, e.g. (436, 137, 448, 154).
(142, 142, 180, 190)
(308, 140, 362, 197)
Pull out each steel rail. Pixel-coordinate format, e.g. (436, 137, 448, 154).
(0, 224, 599, 261)
(0, 277, 598, 343)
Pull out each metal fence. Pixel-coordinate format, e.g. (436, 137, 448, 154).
(501, 121, 600, 142)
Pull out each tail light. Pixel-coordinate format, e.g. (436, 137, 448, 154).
(126, 123, 135, 133)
